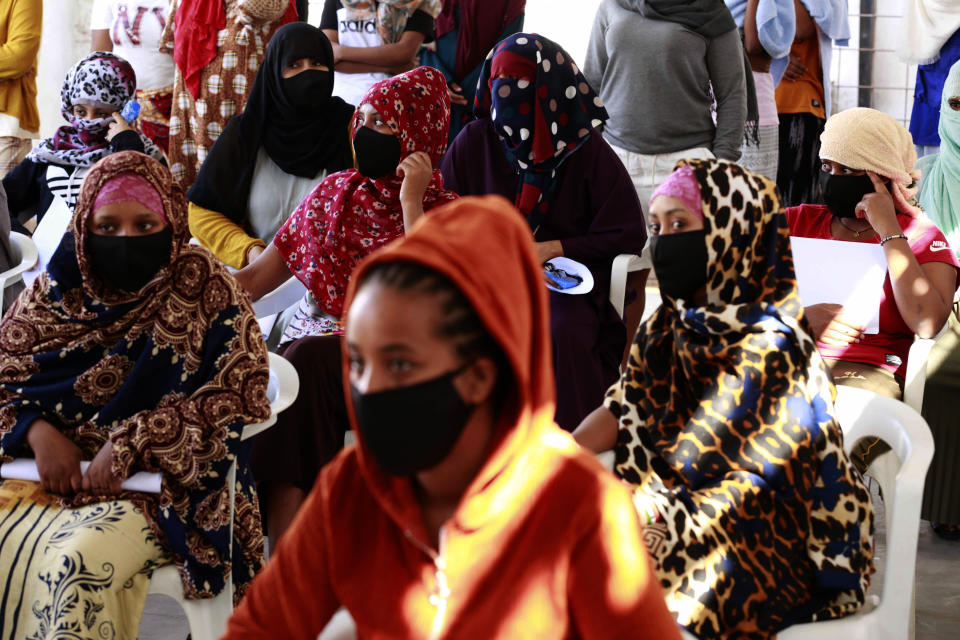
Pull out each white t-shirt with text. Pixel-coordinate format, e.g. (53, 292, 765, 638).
(90, 0, 175, 91)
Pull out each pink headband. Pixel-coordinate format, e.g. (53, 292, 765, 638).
(650, 165, 703, 220)
(93, 172, 166, 223)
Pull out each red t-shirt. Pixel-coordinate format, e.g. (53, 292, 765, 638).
(786, 204, 960, 378)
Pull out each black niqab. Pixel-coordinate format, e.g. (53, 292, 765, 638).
(188, 23, 355, 220)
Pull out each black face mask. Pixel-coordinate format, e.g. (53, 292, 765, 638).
(350, 365, 475, 476)
(353, 126, 402, 180)
(822, 173, 875, 219)
(86, 228, 173, 293)
(282, 69, 330, 111)
(650, 230, 708, 302)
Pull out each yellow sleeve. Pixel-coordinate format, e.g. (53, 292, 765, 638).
(188, 201, 265, 269)
(0, 0, 41, 80)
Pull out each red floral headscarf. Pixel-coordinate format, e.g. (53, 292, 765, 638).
(273, 66, 457, 319)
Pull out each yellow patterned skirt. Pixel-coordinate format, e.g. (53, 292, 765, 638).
(0, 480, 168, 640)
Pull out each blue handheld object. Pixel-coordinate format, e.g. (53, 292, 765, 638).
(544, 263, 583, 290)
(120, 101, 140, 124)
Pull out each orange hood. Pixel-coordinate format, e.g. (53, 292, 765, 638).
(341, 195, 557, 538)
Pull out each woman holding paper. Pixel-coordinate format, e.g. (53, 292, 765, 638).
(786, 107, 960, 471)
(573, 158, 875, 638)
(0, 151, 270, 638)
(785, 108, 960, 403)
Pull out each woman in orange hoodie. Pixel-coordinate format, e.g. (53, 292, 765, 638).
(223, 195, 681, 639)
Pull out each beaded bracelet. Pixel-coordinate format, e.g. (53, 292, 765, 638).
(879, 233, 907, 246)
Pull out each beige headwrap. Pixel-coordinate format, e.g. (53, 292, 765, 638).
(819, 107, 922, 216)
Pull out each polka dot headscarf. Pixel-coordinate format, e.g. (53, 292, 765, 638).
(474, 33, 609, 228)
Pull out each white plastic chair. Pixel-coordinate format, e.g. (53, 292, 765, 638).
(146, 351, 299, 640)
(902, 304, 955, 413)
(0, 231, 38, 299)
(593, 386, 933, 640)
(251, 276, 307, 319)
(609, 253, 645, 318)
(318, 609, 358, 640)
(779, 386, 934, 640)
(252, 276, 307, 338)
(596, 448, 615, 471)
(903, 336, 935, 413)
(21, 195, 72, 287)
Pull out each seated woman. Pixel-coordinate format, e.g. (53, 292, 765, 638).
(0, 151, 270, 637)
(907, 71, 960, 540)
(3, 52, 164, 234)
(233, 65, 456, 543)
(188, 23, 355, 269)
(321, 0, 441, 106)
(223, 195, 682, 640)
(420, 0, 526, 139)
(440, 33, 647, 431)
(574, 159, 875, 639)
(918, 59, 960, 257)
(787, 108, 960, 413)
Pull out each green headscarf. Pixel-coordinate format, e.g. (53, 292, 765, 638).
(918, 60, 960, 258)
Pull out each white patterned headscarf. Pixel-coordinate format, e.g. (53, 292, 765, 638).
(27, 52, 163, 168)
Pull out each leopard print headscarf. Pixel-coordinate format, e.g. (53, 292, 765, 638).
(605, 159, 875, 637)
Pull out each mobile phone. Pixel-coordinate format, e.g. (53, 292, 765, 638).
(120, 101, 140, 124)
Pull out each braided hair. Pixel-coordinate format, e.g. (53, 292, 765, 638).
(358, 261, 514, 406)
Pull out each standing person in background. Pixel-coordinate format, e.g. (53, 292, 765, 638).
(91, 0, 176, 154)
(162, 0, 297, 188)
(908, 29, 960, 158)
(584, 0, 747, 358)
(899, 1, 960, 157)
(726, 0, 795, 180)
(774, 0, 849, 207)
(419, 0, 526, 140)
(0, 0, 40, 177)
(320, 0, 441, 107)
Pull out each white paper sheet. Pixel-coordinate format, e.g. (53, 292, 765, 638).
(22, 195, 73, 287)
(0, 458, 162, 493)
(790, 236, 888, 334)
